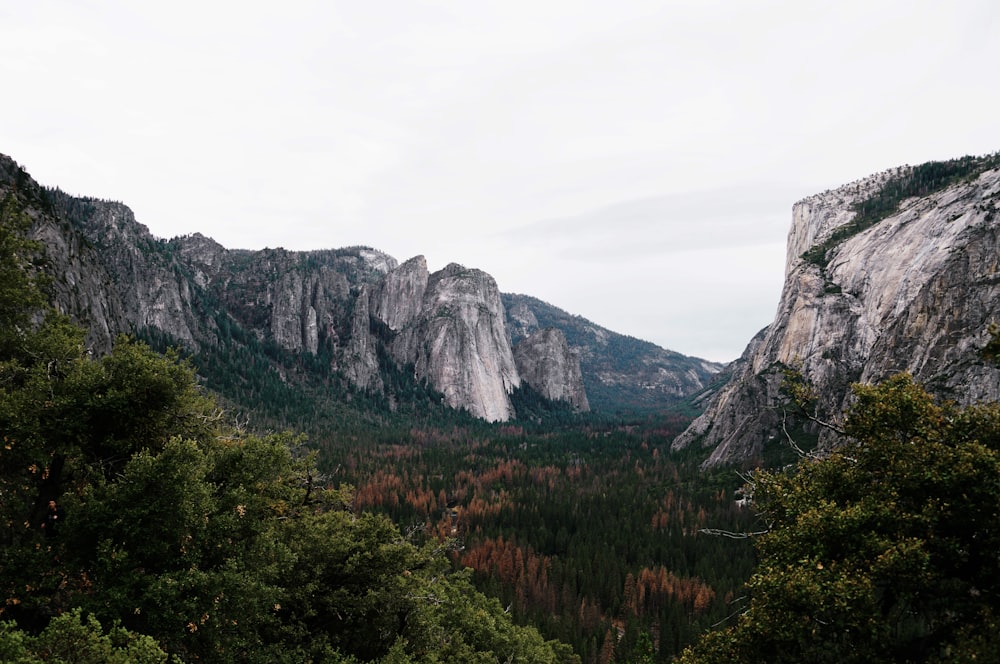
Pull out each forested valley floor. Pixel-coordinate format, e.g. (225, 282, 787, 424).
(313, 417, 758, 663)
(2, 188, 761, 662)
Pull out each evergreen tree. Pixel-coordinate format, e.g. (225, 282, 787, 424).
(679, 374, 1000, 663)
(0, 187, 578, 663)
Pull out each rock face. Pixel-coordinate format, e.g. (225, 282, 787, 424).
(388, 263, 521, 422)
(342, 284, 382, 392)
(0, 157, 532, 421)
(675, 157, 1000, 466)
(514, 328, 589, 412)
(0, 160, 128, 354)
(504, 293, 724, 414)
(55, 196, 205, 345)
(2, 151, 721, 421)
(372, 255, 429, 331)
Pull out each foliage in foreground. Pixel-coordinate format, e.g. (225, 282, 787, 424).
(332, 420, 756, 663)
(0, 608, 171, 664)
(679, 374, 1000, 663)
(0, 196, 576, 663)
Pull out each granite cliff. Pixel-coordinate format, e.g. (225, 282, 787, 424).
(1, 153, 719, 421)
(674, 154, 1000, 466)
(504, 293, 724, 414)
(387, 262, 521, 421)
(513, 328, 589, 413)
(0, 160, 127, 354)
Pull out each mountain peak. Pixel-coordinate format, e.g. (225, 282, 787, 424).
(676, 154, 1000, 466)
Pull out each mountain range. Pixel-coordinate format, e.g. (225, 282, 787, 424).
(0, 153, 723, 426)
(6, 150, 999, 466)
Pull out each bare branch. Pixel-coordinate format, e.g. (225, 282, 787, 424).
(711, 596, 750, 627)
(699, 527, 770, 539)
(781, 409, 828, 461)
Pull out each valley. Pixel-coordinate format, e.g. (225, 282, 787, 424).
(3, 150, 1000, 662)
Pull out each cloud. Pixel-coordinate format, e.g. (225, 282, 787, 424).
(502, 184, 810, 262)
(2, 0, 998, 362)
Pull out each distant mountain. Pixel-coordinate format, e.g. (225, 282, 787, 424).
(0, 152, 722, 423)
(504, 293, 724, 414)
(674, 153, 1000, 466)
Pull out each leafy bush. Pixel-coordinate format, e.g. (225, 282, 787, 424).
(0, 194, 578, 664)
(680, 374, 1000, 663)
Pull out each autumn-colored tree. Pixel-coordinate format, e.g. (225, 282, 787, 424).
(0, 194, 579, 664)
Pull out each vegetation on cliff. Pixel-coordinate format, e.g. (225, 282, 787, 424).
(802, 152, 1000, 269)
(680, 374, 1000, 663)
(8, 150, 1000, 663)
(0, 195, 576, 663)
(1, 185, 758, 663)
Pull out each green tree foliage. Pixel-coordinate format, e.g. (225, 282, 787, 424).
(335, 417, 757, 663)
(0, 195, 576, 663)
(679, 374, 1000, 663)
(0, 194, 45, 352)
(0, 608, 170, 663)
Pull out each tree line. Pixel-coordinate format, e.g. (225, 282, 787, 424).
(0, 193, 577, 663)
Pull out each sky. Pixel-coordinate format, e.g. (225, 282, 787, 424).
(2, 1, 998, 362)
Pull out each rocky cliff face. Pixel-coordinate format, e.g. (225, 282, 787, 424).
(513, 328, 589, 412)
(54, 196, 206, 345)
(3, 151, 720, 422)
(45, 185, 399, 365)
(674, 156, 1000, 466)
(2, 159, 537, 421)
(342, 284, 383, 392)
(0, 159, 128, 354)
(372, 255, 429, 331)
(386, 262, 521, 422)
(46, 185, 529, 421)
(504, 293, 724, 414)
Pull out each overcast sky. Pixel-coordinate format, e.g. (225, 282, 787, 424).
(2, 1, 998, 362)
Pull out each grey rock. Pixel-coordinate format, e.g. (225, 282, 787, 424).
(514, 328, 589, 412)
(2, 151, 722, 422)
(503, 293, 724, 413)
(343, 285, 383, 392)
(675, 160, 1000, 466)
(390, 263, 521, 422)
(372, 255, 429, 331)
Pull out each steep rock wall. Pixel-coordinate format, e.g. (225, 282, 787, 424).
(343, 284, 383, 392)
(57, 196, 202, 345)
(372, 255, 429, 330)
(390, 263, 520, 422)
(503, 293, 724, 413)
(675, 161, 1000, 466)
(1, 161, 129, 354)
(5, 151, 728, 422)
(513, 328, 589, 411)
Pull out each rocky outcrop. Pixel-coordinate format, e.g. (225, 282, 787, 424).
(675, 156, 1000, 466)
(507, 300, 540, 336)
(3, 151, 724, 422)
(389, 263, 521, 422)
(173, 233, 227, 287)
(514, 328, 589, 411)
(209, 246, 395, 360)
(343, 285, 382, 392)
(33, 214, 128, 354)
(503, 293, 724, 414)
(58, 197, 204, 346)
(0, 158, 128, 354)
(372, 255, 429, 330)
